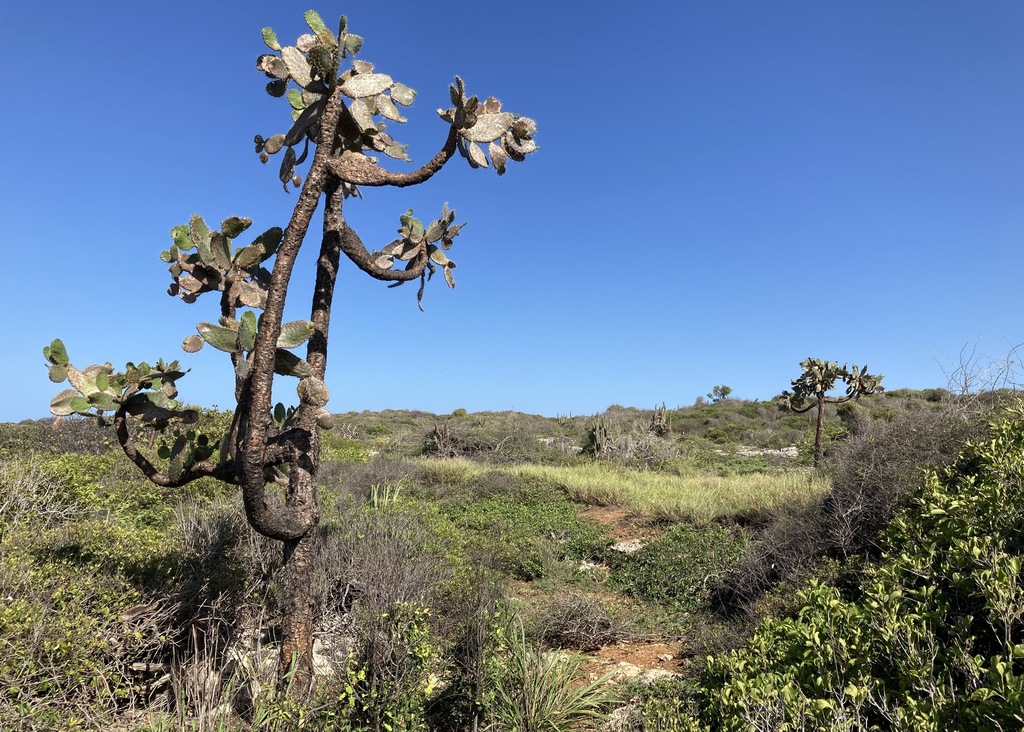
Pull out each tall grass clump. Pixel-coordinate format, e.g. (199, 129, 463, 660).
(486, 621, 611, 731)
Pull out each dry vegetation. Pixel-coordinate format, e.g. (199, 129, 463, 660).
(510, 463, 829, 523)
(0, 387, 1015, 730)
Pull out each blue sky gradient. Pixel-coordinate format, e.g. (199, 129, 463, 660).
(3, 1, 1022, 421)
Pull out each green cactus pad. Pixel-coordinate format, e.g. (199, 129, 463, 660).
(221, 216, 254, 239)
(170, 224, 191, 250)
(47, 364, 68, 383)
(239, 311, 258, 352)
(43, 339, 69, 366)
(261, 27, 281, 51)
(189, 215, 216, 267)
(277, 320, 316, 349)
(197, 322, 240, 353)
(274, 349, 313, 378)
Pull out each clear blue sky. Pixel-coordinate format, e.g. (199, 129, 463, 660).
(3, 1, 1023, 422)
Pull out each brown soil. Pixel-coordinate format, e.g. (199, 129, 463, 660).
(585, 639, 682, 674)
(580, 505, 661, 543)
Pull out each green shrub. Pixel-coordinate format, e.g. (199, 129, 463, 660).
(0, 417, 116, 458)
(321, 435, 373, 463)
(350, 601, 438, 732)
(704, 423, 747, 445)
(622, 675, 702, 731)
(0, 549, 142, 719)
(685, 412, 1024, 730)
(28, 450, 230, 528)
(440, 478, 608, 580)
(608, 524, 748, 614)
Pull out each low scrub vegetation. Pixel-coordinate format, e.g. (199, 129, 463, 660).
(1, 387, 1018, 730)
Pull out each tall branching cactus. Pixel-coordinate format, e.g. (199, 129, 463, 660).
(781, 358, 883, 468)
(43, 9, 536, 694)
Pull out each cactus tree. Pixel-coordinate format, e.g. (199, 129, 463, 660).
(43, 10, 536, 693)
(781, 358, 882, 467)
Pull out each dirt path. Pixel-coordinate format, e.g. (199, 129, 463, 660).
(576, 506, 683, 679)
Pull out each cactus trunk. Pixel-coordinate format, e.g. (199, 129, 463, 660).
(279, 530, 317, 693)
(814, 394, 826, 468)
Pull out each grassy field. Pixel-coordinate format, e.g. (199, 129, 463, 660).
(509, 462, 829, 523)
(414, 455, 829, 522)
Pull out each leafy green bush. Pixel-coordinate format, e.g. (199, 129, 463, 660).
(685, 412, 1024, 730)
(350, 601, 439, 732)
(0, 548, 143, 727)
(0, 417, 116, 458)
(621, 675, 702, 731)
(608, 524, 748, 613)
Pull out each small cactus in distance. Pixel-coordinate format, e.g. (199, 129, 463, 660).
(780, 358, 883, 467)
(584, 417, 609, 457)
(650, 402, 670, 436)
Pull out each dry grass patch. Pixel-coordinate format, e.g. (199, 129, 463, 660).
(508, 463, 829, 523)
(416, 456, 483, 486)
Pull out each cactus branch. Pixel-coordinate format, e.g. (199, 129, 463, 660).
(308, 180, 344, 375)
(112, 405, 235, 487)
(325, 124, 459, 187)
(336, 214, 428, 283)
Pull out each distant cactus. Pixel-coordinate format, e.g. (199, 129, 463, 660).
(45, 8, 536, 695)
(650, 403, 670, 436)
(781, 358, 883, 468)
(583, 418, 609, 458)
